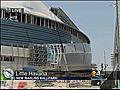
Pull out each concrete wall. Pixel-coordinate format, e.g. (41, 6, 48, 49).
(1, 57, 28, 70)
(1, 45, 29, 70)
(1, 45, 29, 57)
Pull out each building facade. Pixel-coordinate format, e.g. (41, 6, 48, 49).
(0, 1, 91, 71)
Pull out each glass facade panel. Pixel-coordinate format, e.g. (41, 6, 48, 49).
(22, 14, 25, 22)
(51, 21, 55, 29)
(41, 18, 44, 27)
(0, 9, 2, 18)
(34, 16, 36, 25)
(56, 22, 58, 28)
(45, 19, 48, 28)
(27, 14, 31, 24)
(17, 12, 21, 22)
(0, 9, 89, 44)
(37, 17, 40, 26)
(0, 19, 71, 46)
(49, 20, 51, 28)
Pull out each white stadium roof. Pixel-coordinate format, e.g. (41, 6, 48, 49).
(1, 1, 63, 23)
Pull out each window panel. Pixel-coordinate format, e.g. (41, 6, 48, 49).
(0, 9, 1, 18)
(17, 12, 21, 22)
(5, 11, 10, 20)
(34, 16, 36, 25)
(31, 15, 34, 24)
(59, 23, 62, 29)
(22, 14, 25, 22)
(64, 25, 66, 30)
(56, 22, 58, 28)
(45, 19, 48, 28)
(27, 14, 31, 24)
(37, 17, 40, 26)
(41, 18, 44, 27)
(49, 20, 51, 28)
(62, 24, 64, 30)
(51, 21, 55, 29)
(3, 9, 5, 18)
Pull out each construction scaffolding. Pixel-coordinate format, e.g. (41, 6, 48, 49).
(28, 44, 63, 71)
(28, 45, 48, 67)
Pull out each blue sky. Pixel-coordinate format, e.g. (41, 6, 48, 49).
(45, 1, 116, 70)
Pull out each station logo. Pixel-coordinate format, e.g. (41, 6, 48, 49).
(0, 68, 14, 80)
(91, 70, 101, 76)
(5, 8, 24, 13)
(91, 71, 97, 76)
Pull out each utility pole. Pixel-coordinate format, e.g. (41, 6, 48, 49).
(115, 0, 120, 88)
(104, 50, 107, 76)
(116, 0, 120, 72)
(112, 0, 120, 89)
(114, 0, 120, 71)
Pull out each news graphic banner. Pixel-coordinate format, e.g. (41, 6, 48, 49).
(1, 68, 119, 80)
(14, 70, 91, 80)
(0, 68, 92, 80)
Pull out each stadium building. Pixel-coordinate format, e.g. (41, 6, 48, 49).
(0, 1, 91, 72)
